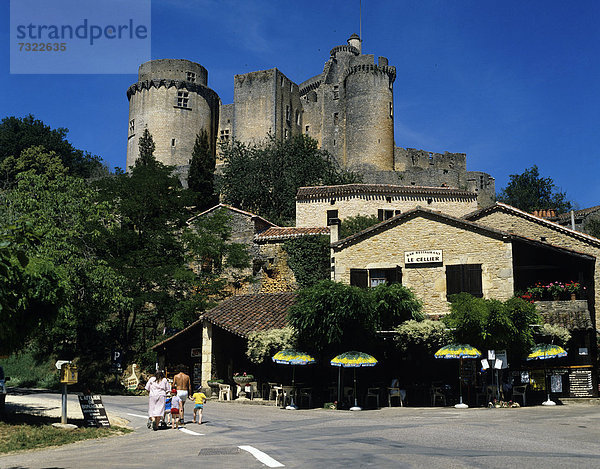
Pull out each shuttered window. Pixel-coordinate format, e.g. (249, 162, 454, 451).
(446, 264, 483, 297)
(350, 269, 368, 288)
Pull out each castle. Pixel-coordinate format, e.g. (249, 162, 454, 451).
(126, 34, 495, 206)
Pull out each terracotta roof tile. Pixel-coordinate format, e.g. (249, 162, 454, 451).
(296, 184, 477, 200)
(254, 226, 329, 242)
(552, 205, 600, 223)
(203, 292, 297, 338)
(539, 309, 594, 331)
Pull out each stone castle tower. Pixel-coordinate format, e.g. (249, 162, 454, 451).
(126, 36, 495, 205)
(126, 59, 219, 171)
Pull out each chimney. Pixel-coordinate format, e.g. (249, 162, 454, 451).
(328, 218, 340, 243)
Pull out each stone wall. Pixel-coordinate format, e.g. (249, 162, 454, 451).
(332, 215, 514, 315)
(296, 193, 478, 227)
(472, 210, 600, 328)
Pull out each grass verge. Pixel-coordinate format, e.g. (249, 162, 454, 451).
(0, 413, 132, 454)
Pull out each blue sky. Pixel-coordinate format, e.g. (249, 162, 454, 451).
(1, 1, 599, 208)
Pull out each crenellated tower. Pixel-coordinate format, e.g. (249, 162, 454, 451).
(126, 59, 220, 171)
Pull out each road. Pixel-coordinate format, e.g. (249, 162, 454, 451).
(1, 392, 600, 468)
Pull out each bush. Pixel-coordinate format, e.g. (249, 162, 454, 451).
(394, 320, 451, 356)
(246, 327, 297, 364)
(0, 349, 59, 389)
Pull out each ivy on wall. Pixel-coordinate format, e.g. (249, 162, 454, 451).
(282, 235, 330, 289)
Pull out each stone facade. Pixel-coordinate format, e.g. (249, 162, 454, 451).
(331, 210, 514, 316)
(126, 59, 219, 170)
(127, 37, 495, 205)
(296, 184, 478, 227)
(465, 204, 600, 329)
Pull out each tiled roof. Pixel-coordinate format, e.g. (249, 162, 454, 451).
(187, 203, 277, 227)
(152, 292, 297, 349)
(254, 226, 329, 242)
(553, 205, 600, 223)
(539, 309, 594, 331)
(296, 184, 477, 200)
(203, 292, 296, 338)
(464, 203, 600, 247)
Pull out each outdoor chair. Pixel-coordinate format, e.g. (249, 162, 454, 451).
(268, 382, 282, 401)
(512, 384, 527, 406)
(430, 386, 446, 406)
(218, 383, 232, 401)
(365, 387, 380, 408)
(281, 385, 295, 407)
(388, 387, 406, 407)
(298, 387, 313, 408)
(247, 381, 258, 400)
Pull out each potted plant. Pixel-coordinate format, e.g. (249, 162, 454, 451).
(233, 372, 254, 385)
(206, 378, 223, 397)
(565, 281, 581, 300)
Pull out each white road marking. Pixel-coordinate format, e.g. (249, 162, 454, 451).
(179, 427, 204, 436)
(127, 412, 149, 419)
(239, 445, 284, 468)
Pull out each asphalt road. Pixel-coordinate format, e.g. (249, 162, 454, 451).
(2, 392, 600, 468)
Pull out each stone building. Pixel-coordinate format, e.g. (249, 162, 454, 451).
(126, 35, 495, 205)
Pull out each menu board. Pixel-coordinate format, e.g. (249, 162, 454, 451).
(569, 369, 594, 398)
(77, 394, 110, 428)
(193, 362, 202, 389)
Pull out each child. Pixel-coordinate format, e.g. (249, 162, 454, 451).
(170, 387, 182, 429)
(164, 390, 172, 426)
(191, 385, 207, 424)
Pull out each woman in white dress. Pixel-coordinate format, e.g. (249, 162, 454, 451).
(145, 370, 170, 430)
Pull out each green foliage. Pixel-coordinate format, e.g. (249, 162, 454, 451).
(584, 218, 600, 239)
(135, 128, 157, 167)
(0, 145, 68, 183)
(282, 235, 330, 288)
(443, 294, 540, 360)
(394, 319, 451, 356)
(0, 115, 106, 183)
(539, 324, 571, 346)
(288, 280, 422, 356)
(339, 214, 380, 239)
(218, 135, 361, 225)
(187, 129, 218, 210)
(497, 165, 572, 213)
(0, 349, 59, 388)
(246, 327, 297, 364)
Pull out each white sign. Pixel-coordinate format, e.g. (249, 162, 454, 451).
(495, 350, 508, 369)
(481, 359, 489, 370)
(487, 350, 495, 360)
(55, 360, 70, 370)
(404, 250, 442, 264)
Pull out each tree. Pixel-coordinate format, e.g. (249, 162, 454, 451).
(394, 319, 451, 357)
(282, 235, 330, 288)
(136, 128, 157, 167)
(187, 129, 218, 210)
(0, 145, 68, 182)
(0, 115, 106, 183)
(497, 165, 572, 213)
(288, 280, 422, 357)
(339, 214, 380, 239)
(218, 135, 361, 225)
(246, 327, 297, 364)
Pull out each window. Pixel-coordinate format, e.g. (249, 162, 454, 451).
(187, 71, 196, 83)
(305, 125, 310, 133)
(350, 268, 402, 288)
(285, 105, 291, 122)
(389, 102, 393, 118)
(385, 196, 392, 203)
(446, 264, 483, 298)
(171, 138, 176, 147)
(296, 110, 300, 126)
(333, 85, 339, 100)
(377, 209, 394, 221)
(333, 112, 339, 125)
(129, 119, 135, 134)
(327, 209, 338, 225)
(177, 90, 190, 108)
(220, 129, 230, 143)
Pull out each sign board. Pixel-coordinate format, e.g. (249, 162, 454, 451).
(487, 350, 495, 360)
(404, 250, 442, 264)
(55, 360, 70, 370)
(481, 359, 489, 370)
(191, 348, 202, 358)
(495, 350, 508, 369)
(77, 394, 111, 428)
(569, 369, 594, 398)
(60, 364, 78, 384)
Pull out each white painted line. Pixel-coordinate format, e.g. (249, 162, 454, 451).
(239, 445, 284, 468)
(126, 413, 149, 419)
(179, 427, 204, 436)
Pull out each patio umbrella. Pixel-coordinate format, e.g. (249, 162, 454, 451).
(527, 343, 567, 406)
(272, 349, 315, 410)
(331, 351, 378, 411)
(434, 343, 482, 409)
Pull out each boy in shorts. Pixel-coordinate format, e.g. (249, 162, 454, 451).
(191, 385, 207, 424)
(170, 387, 182, 429)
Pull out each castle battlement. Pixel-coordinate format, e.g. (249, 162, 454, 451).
(330, 44, 360, 57)
(344, 64, 397, 82)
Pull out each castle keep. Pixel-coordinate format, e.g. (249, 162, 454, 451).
(127, 35, 495, 205)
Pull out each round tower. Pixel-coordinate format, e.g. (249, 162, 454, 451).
(343, 59, 396, 172)
(126, 59, 220, 171)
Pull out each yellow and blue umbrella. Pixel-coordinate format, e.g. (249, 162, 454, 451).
(330, 351, 378, 410)
(272, 349, 315, 409)
(527, 344, 567, 361)
(434, 343, 481, 408)
(527, 343, 567, 405)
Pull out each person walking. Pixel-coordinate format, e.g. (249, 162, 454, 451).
(191, 385, 207, 424)
(145, 369, 170, 431)
(173, 366, 192, 423)
(170, 387, 182, 429)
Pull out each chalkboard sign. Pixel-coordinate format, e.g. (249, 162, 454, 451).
(569, 369, 594, 398)
(78, 394, 111, 428)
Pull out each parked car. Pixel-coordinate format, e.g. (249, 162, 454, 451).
(0, 366, 9, 411)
